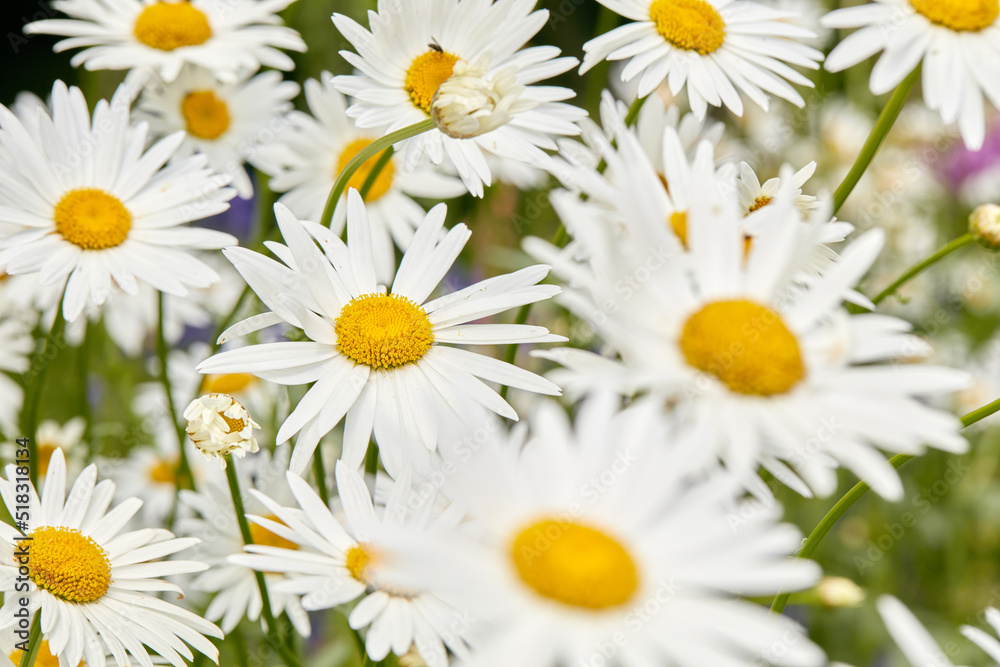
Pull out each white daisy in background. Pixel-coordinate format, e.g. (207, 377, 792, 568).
(230, 463, 469, 667)
(0, 309, 33, 439)
(24, 0, 307, 84)
(736, 161, 819, 218)
(332, 0, 586, 197)
(198, 195, 563, 475)
(580, 0, 823, 118)
(822, 0, 1000, 150)
(177, 448, 310, 637)
(1, 418, 87, 481)
(255, 74, 466, 283)
(136, 64, 300, 199)
(384, 396, 824, 667)
(0, 80, 237, 322)
(0, 449, 222, 667)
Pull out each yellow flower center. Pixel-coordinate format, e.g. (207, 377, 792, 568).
(335, 294, 435, 370)
(25, 527, 112, 603)
(679, 299, 805, 396)
(345, 543, 373, 583)
(335, 138, 396, 202)
(201, 372, 257, 394)
(405, 50, 460, 113)
(748, 195, 772, 214)
(649, 0, 726, 55)
(36, 443, 58, 477)
(54, 188, 132, 250)
(134, 1, 212, 51)
(249, 515, 299, 551)
(670, 210, 689, 247)
(181, 90, 231, 140)
(148, 457, 178, 484)
(511, 519, 639, 610)
(221, 413, 246, 433)
(9, 640, 83, 667)
(909, 0, 998, 31)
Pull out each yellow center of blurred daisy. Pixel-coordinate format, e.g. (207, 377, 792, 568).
(36, 442, 57, 477)
(679, 299, 805, 395)
(54, 188, 132, 250)
(669, 210, 689, 247)
(134, 1, 212, 51)
(909, 0, 998, 31)
(748, 195, 772, 214)
(511, 520, 639, 610)
(9, 640, 82, 667)
(335, 294, 435, 370)
(335, 138, 396, 201)
(345, 543, 373, 582)
(26, 527, 112, 603)
(649, 0, 726, 55)
(405, 50, 460, 113)
(181, 90, 231, 140)
(249, 515, 299, 551)
(148, 457, 178, 484)
(201, 372, 257, 394)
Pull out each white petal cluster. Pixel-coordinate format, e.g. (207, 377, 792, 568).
(184, 393, 260, 467)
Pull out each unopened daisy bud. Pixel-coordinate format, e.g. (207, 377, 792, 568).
(816, 576, 865, 608)
(430, 55, 536, 139)
(970, 203, 1000, 250)
(184, 393, 260, 468)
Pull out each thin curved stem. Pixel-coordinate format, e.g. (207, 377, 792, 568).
(833, 68, 919, 214)
(157, 293, 194, 491)
(321, 119, 435, 228)
(312, 443, 331, 508)
(360, 147, 394, 200)
(870, 233, 975, 306)
(18, 613, 42, 667)
(624, 94, 649, 126)
(21, 307, 65, 489)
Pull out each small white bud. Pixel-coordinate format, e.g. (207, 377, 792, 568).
(430, 55, 537, 139)
(970, 203, 1000, 250)
(817, 576, 865, 608)
(184, 393, 260, 468)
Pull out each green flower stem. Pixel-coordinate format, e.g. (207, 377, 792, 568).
(769, 396, 1000, 615)
(360, 147, 394, 200)
(157, 293, 194, 491)
(312, 442, 331, 507)
(321, 120, 436, 229)
(870, 233, 975, 307)
(224, 455, 302, 667)
(18, 613, 42, 667)
(365, 440, 380, 476)
(624, 94, 649, 126)
(833, 68, 919, 214)
(21, 305, 66, 489)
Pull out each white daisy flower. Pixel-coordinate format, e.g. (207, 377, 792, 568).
(135, 64, 299, 199)
(24, 0, 307, 84)
(184, 393, 261, 467)
(384, 396, 824, 667)
(198, 194, 563, 475)
(580, 0, 823, 118)
(0, 311, 33, 439)
(254, 74, 465, 284)
(822, 0, 1000, 150)
(0, 448, 222, 667)
(332, 0, 586, 197)
(1, 418, 87, 482)
(0, 80, 237, 322)
(230, 463, 469, 667)
(736, 160, 819, 218)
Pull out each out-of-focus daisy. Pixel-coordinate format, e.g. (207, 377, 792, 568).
(198, 196, 563, 475)
(0, 81, 236, 322)
(332, 0, 585, 197)
(230, 463, 468, 667)
(135, 64, 299, 199)
(0, 310, 33, 439)
(580, 0, 823, 118)
(0, 449, 222, 667)
(876, 595, 966, 667)
(1, 418, 86, 480)
(255, 74, 465, 283)
(823, 0, 1000, 150)
(24, 0, 306, 84)
(184, 393, 261, 467)
(736, 161, 819, 218)
(386, 396, 824, 667)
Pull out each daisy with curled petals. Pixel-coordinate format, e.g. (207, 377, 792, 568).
(0, 81, 236, 322)
(0, 449, 222, 667)
(230, 462, 469, 667)
(198, 193, 563, 475)
(580, 0, 823, 118)
(822, 0, 1000, 150)
(24, 0, 306, 84)
(135, 64, 300, 199)
(254, 74, 466, 283)
(332, 0, 586, 197)
(384, 396, 824, 667)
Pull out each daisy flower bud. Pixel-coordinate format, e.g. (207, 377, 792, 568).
(430, 56, 536, 139)
(970, 203, 1000, 250)
(817, 576, 865, 608)
(184, 393, 260, 467)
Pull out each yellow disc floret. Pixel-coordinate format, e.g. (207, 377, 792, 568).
(335, 294, 434, 370)
(336, 138, 396, 201)
(511, 519, 639, 610)
(9, 639, 83, 667)
(345, 543, 373, 583)
(181, 90, 231, 140)
(249, 515, 299, 551)
(54, 188, 132, 250)
(405, 50, 460, 113)
(134, 1, 212, 51)
(909, 0, 998, 31)
(747, 195, 772, 214)
(26, 527, 112, 603)
(679, 299, 805, 396)
(649, 0, 726, 55)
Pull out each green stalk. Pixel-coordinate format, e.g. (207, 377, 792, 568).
(624, 94, 649, 126)
(17, 613, 42, 667)
(365, 440, 380, 476)
(833, 68, 919, 214)
(312, 442, 331, 507)
(21, 306, 66, 489)
(870, 233, 975, 307)
(360, 147, 394, 200)
(157, 293, 194, 491)
(321, 120, 435, 228)
(769, 396, 1000, 615)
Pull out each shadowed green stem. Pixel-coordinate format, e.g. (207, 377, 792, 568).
(870, 233, 975, 307)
